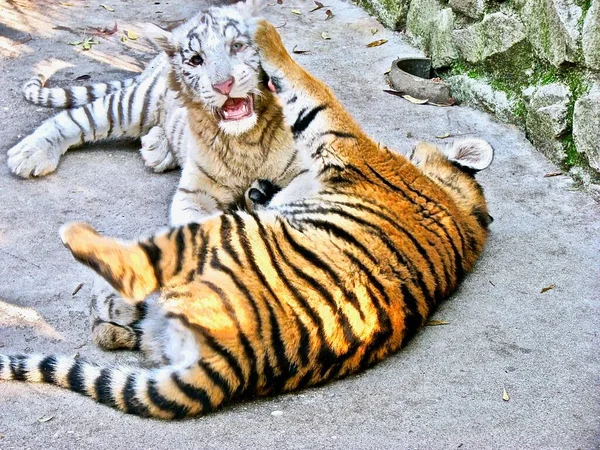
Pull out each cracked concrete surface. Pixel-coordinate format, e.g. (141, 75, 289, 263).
(0, 0, 598, 449)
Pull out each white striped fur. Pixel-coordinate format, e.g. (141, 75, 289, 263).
(8, 1, 301, 228)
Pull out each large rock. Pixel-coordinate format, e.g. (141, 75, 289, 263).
(523, 82, 571, 162)
(406, 0, 442, 49)
(582, 0, 600, 70)
(519, 0, 582, 67)
(451, 12, 527, 64)
(447, 74, 520, 124)
(573, 89, 600, 171)
(358, 0, 411, 29)
(449, 0, 486, 19)
(429, 8, 458, 68)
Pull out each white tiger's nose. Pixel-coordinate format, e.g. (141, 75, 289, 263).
(213, 77, 234, 95)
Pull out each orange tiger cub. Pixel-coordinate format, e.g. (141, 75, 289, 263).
(0, 20, 494, 419)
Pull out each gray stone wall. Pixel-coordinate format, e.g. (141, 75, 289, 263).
(360, 0, 599, 191)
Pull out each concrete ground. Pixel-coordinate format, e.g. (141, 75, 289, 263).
(0, 0, 598, 448)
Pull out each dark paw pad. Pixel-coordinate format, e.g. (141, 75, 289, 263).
(248, 179, 281, 207)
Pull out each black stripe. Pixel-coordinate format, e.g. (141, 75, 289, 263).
(194, 326, 245, 396)
(292, 104, 327, 138)
(9, 355, 26, 381)
(171, 373, 212, 413)
(320, 130, 357, 140)
(123, 373, 151, 417)
(139, 237, 163, 285)
(147, 378, 188, 419)
(95, 368, 117, 407)
(201, 280, 259, 393)
(263, 299, 294, 394)
(85, 84, 94, 104)
(287, 95, 297, 104)
(198, 360, 232, 398)
(399, 283, 424, 347)
(106, 93, 116, 138)
(66, 109, 87, 144)
(196, 228, 209, 274)
(139, 75, 161, 132)
(209, 250, 263, 333)
(82, 105, 97, 141)
(219, 216, 242, 266)
(173, 227, 186, 275)
(127, 85, 137, 128)
(67, 359, 87, 394)
(64, 88, 74, 108)
(117, 88, 125, 131)
(40, 355, 57, 384)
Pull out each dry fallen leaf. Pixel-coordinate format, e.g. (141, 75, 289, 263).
(310, 1, 324, 12)
(100, 4, 115, 12)
(426, 320, 449, 326)
(121, 36, 127, 43)
(383, 89, 406, 97)
(37, 416, 54, 423)
(68, 40, 83, 46)
(436, 132, 451, 139)
(72, 282, 84, 296)
(502, 387, 510, 401)
(403, 94, 429, 104)
(93, 22, 118, 36)
(371, 28, 378, 35)
(540, 283, 556, 293)
(291, 9, 302, 15)
(383, 67, 391, 75)
(325, 9, 334, 20)
(58, 1, 73, 6)
(321, 32, 331, 40)
(366, 39, 388, 48)
(544, 172, 563, 178)
(292, 45, 311, 54)
(125, 30, 138, 40)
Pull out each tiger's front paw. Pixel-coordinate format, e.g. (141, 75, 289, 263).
(245, 179, 281, 211)
(140, 126, 178, 173)
(7, 136, 60, 178)
(251, 20, 292, 79)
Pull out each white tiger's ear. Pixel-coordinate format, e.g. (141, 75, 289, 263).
(444, 138, 494, 172)
(145, 23, 175, 55)
(235, 0, 265, 18)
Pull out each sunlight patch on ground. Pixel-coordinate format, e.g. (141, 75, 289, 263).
(0, 300, 63, 341)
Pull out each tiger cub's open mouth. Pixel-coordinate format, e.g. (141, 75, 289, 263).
(220, 95, 254, 121)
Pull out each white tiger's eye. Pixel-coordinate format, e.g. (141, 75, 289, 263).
(232, 42, 245, 52)
(188, 54, 204, 66)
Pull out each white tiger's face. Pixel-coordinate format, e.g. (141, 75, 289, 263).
(148, 3, 262, 135)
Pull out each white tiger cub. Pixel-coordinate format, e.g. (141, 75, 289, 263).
(7, 0, 302, 226)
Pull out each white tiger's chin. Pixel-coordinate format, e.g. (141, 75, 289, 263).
(218, 113, 258, 136)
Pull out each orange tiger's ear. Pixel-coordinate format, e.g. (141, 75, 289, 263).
(444, 138, 494, 172)
(60, 222, 158, 302)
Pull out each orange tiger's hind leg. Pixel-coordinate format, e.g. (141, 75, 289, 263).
(60, 222, 159, 302)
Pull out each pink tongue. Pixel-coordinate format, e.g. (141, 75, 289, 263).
(222, 98, 248, 120)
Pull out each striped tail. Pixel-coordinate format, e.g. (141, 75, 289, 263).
(0, 354, 226, 419)
(23, 74, 137, 108)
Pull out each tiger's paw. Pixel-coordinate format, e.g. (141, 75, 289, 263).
(245, 179, 281, 211)
(140, 126, 178, 173)
(90, 277, 142, 350)
(251, 20, 291, 81)
(7, 136, 60, 178)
